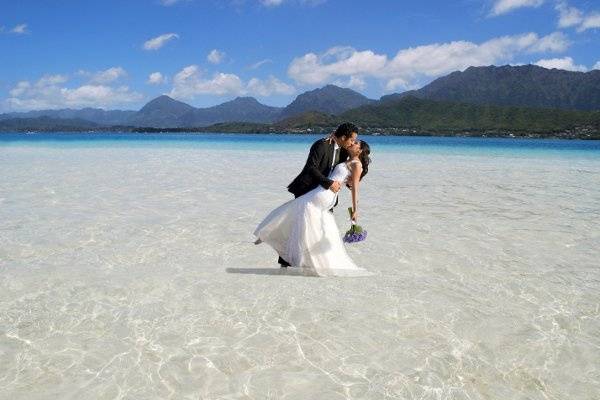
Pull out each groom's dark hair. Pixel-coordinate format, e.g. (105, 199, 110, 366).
(333, 122, 358, 138)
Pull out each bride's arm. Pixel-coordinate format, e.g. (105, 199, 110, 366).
(349, 162, 362, 221)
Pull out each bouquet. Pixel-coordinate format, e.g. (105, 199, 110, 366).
(343, 207, 367, 243)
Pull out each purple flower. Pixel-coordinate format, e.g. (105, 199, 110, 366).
(343, 229, 367, 243)
(343, 207, 367, 243)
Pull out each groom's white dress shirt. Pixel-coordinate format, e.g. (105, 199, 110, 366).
(331, 142, 340, 170)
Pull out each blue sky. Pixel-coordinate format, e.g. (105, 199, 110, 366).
(1, 0, 599, 111)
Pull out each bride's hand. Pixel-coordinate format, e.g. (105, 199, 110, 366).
(351, 210, 358, 222)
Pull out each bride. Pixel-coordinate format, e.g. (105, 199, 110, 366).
(254, 140, 373, 277)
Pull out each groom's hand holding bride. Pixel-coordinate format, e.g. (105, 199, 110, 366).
(329, 180, 342, 193)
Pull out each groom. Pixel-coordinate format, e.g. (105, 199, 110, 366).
(278, 122, 358, 267)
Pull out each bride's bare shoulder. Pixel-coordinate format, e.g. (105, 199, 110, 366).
(347, 160, 362, 177)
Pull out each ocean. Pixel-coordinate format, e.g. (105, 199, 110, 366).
(1, 133, 599, 399)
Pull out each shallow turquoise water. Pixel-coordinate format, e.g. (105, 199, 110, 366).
(1, 132, 599, 399)
(1, 132, 599, 159)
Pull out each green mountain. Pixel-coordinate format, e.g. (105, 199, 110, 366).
(127, 95, 196, 127)
(0, 108, 136, 125)
(164, 96, 599, 139)
(181, 97, 282, 127)
(275, 111, 342, 129)
(5, 65, 600, 130)
(4, 97, 599, 139)
(125, 95, 282, 127)
(0, 116, 101, 131)
(382, 65, 600, 111)
(2, 66, 600, 139)
(127, 87, 370, 127)
(342, 96, 600, 136)
(279, 85, 374, 120)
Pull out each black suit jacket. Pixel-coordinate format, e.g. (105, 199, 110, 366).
(287, 139, 349, 198)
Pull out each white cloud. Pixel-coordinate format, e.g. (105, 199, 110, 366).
(249, 59, 272, 69)
(9, 74, 68, 96)
(384, 78, 408, 92)
(534, 56, 587, 71)
(594, 61, 600, 70)
(207, 49, 225, 64)
(247, 76, 295, 96)
(288, 46, 387, 85)
(36, 74, 69, 87)
(555, 1, 600, 32)
(143, 33, 179, 50)
(168, 65, 295, 99)
(79, 67, 127, 84)
(197, 73, 243, 94)
(288, 32, 570, 91)
(259, 0, 326, 7)
(148, 72, 168, 85)
(261, 0, 284, 6)
(169, 65, 244, 98)
(385, 32, 569, 80)
(61, 86, 142, 107)
(526, 31, 570, 52)
(11, 24, 28, 34)
(578, 13, 600, 31)
(5, 73, 142, 111)
(333, 76, 367, 91)
(556, 1, 584, 27)
(490, 0, 544, 16)
(9, 81, 32, 97)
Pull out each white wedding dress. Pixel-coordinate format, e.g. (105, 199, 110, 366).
(254, 160, 372, 277)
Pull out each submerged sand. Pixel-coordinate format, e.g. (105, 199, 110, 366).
(0, 144, 599, 399)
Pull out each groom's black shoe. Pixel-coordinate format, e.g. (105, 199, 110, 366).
(278, 256, 291, 268)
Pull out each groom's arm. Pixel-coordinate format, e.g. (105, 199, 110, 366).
(305, 140, 334, 190)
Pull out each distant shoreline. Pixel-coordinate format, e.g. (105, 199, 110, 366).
(1, 128, 599, 140)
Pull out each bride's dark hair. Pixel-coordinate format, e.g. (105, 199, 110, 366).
(358, 141, 371, 180)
